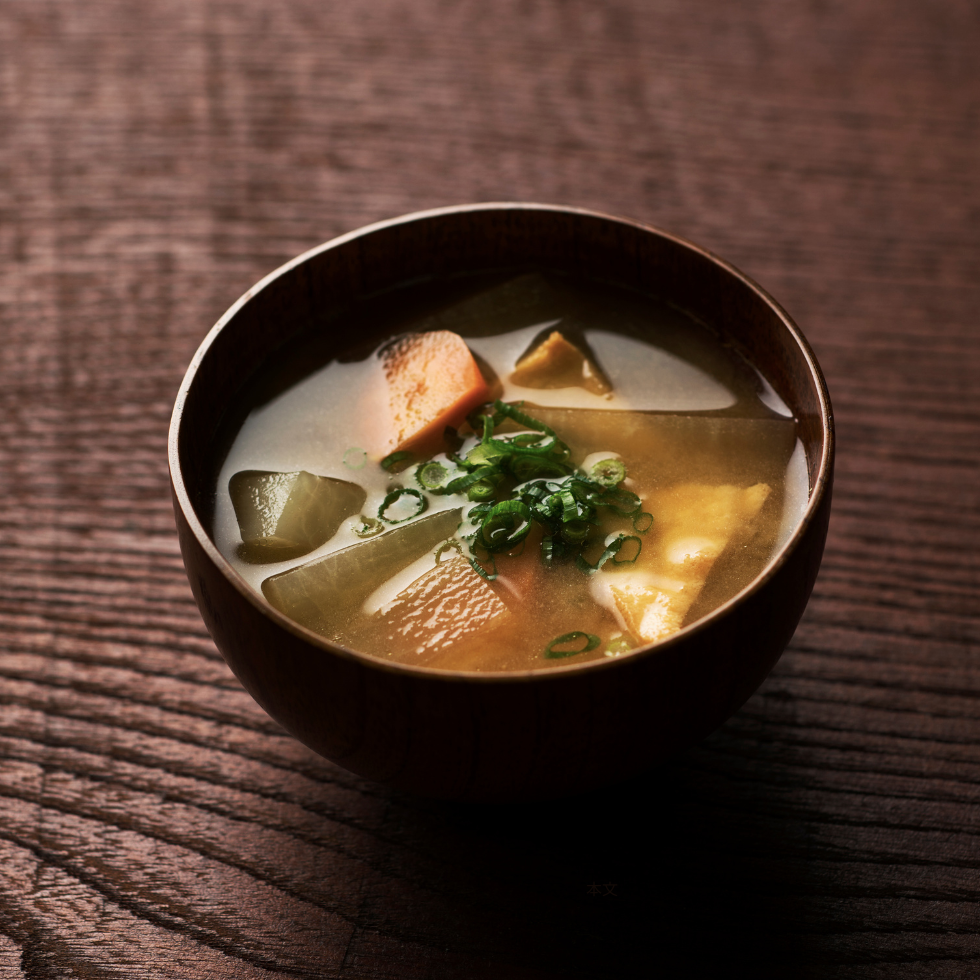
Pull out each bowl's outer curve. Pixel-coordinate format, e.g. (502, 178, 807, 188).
(170, 203, 834, 801)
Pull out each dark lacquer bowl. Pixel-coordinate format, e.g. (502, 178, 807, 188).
(169, 204, 833, 802)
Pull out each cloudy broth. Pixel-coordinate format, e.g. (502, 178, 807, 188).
(212, 273, 809, 672)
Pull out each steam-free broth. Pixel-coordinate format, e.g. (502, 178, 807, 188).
(212, 273, 809, 671)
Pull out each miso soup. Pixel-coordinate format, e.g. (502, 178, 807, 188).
(212, 273, 809, 672)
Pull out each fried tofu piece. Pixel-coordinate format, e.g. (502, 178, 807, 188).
(593, 483, 771, 644)
(604, 575, 691, 642)
(509, 331, 611, 395)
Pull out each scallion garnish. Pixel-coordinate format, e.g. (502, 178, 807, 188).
(476, 500, 533, 552)
(613, 534, 642, 563)
(632, 511, 653, 533)
(368, 400, 652, 576)
(560, 519, 590, 544)
(434, 538, 463, 564)
(417, 461, 452, 492)
(444, 464, 498, 495)
(343, 447, 367, 470)
(468, 553, 498, 581)
(576, 533, 641, 573)
(381, 450, 415, 473)
(353, 515, 384, 538)
(544, 631, 601, 658)
(590, 458, 626, 486)
(466, 502, 494, 524)
(599, 487, 642, 515)
(467, 479, 498, 502)
(378, 487, 428, 524)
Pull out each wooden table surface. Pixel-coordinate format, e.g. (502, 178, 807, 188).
(1, 1, 978, 977)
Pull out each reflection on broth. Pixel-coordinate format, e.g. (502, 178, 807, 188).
(212, 273, 807, 672)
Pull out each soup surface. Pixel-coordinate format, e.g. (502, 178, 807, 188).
(212, 273, 809, 671)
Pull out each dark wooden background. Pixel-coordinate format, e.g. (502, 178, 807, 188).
(1, 1, 978, 977)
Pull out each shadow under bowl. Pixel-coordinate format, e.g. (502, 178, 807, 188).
(169, 203, 833, 802)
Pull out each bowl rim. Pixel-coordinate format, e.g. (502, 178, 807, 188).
(169, 201, 834, 684)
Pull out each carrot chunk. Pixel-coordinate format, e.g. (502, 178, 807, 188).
(379, 330, 490, 456)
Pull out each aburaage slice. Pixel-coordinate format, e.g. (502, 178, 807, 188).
(592, 482, 771, 644)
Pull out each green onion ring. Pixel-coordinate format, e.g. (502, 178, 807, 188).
(466, 502, 493, 524)
(466, 442, 509, 467)
(560, 520, 590, 544)
(467, 552, 498, 581)
(541, 534, 556, 565)
(605, 635, 634, 656)
(510, 454, 572, 482)
(343, 447, 367, 470)
(495, 400, 559, 438)
(633, 511, 654, 533)
(381, 450, 414, 473)
(417, 461, 451, 492)
(445, 464, 498, 495)
(590, 458, 626, 487)
(513, 433, 544, 448)
(434, 538, 463, 564)
(467, 480, 497, 502)
(352, 515, 384, 538)
(576, 533, 639, 573)
(544, 631, 601, 659)
(612, 535, 642, 564)
(378, 487, 428, 524)
(478, 500, 533, 552)
(600, 487, 642, 515)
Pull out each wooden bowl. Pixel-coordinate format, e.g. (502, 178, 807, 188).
(169, 204, 833, 801)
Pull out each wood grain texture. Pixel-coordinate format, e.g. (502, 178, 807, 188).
(0, 0, 977, 976)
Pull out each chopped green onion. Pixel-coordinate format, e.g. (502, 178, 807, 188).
(612, 534, 641, 564)
(467, 479, 497, 502)
(556, 489, 578, 522)
(541, 534, 556, 566)
(352, 515, 384, 538)
(468, 554, 498, 581)
(435, 538, 463, 564)
(343, 447, 367, 470)
(466, 442, 509, 467)
(510, 454, 571, 482)
(590, 458, 626, 486)
(444, 465, 495, 495)
(632, 511, 653, 533)
(560, 520, 590, 544)
(381, 451, 414, 473)
(466, 502, 493, 524)
(495, 400, 559, 438)
(378, 487, 427, 524)
(477, 500, 533, 552)
(513, 433, 544, 448)
(577, 533, 641, 573)
(599, 487, 641, 515)
(365, 399, 653, 579)
(417, 461, 451, 491)
(544, 631, 601, 659)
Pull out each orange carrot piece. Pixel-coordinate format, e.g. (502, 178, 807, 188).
(379, 331, 490, 456)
